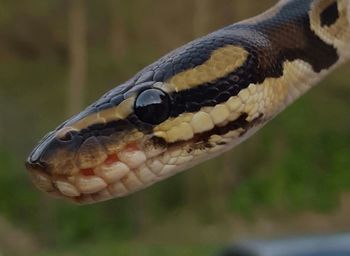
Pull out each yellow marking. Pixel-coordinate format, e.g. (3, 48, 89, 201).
(226, 96, 242, 112)
(210, 104, 230, 125)
(114, 97, 135, 119)
(228, 112, 241, 122)
(155, 113, 194, 132)
(238, 89, 250, 102)
(223, 129, 245, 139)
(167, 123, 194, 143)
(166, 45, 248, 92)
(153, 60, 323, 145)
(56, 126, 79, 139)
(64, 97, 135, 132)
(154, 131, 168, 141)
(71, 114, 106, 131)
(248, 84, 257, 94)
(190, 112, 214, 133)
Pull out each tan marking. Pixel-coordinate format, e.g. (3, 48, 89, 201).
(310, 0, 350, 59)
(51, 153, 79, 175)
(97, 108, 117, 123)
(98, 135, 126, 155)
(123, 131, 144, 143)
(164, 45, 248, 92)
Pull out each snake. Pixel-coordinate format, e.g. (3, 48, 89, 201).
(25, 0, 350, 204)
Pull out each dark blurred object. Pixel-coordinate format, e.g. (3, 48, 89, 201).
(218, 233, 350, 256)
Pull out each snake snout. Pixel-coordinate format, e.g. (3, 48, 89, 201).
(26, 129, 83, 176)
(26, 156, 58, 195)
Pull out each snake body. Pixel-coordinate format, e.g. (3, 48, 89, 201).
(26, 0, 350, 204)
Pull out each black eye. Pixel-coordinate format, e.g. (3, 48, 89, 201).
(134, 88, 171, 125)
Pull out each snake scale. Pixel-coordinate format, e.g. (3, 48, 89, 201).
(26, 0, 350, 204)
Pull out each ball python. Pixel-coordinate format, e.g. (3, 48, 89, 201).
(26, 0, 350, 204)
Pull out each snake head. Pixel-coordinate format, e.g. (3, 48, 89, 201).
(26, 0, 350, 205)
(26, 80, 176, 204)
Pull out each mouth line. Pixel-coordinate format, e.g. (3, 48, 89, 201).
(28, 142, 166, 204)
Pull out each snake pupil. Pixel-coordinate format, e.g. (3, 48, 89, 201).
(134, 88, 171, 125)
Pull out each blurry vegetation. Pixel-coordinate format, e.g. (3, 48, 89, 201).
(0, 0, 349, 255)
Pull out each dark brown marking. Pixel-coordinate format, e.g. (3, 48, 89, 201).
(320, 1, 339, 27)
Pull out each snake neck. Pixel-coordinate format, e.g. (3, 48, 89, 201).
(241, 0, 350, 61)
(309, 0, 350, 60)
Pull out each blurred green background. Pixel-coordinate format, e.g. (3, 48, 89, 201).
(0, 0, 350, 255)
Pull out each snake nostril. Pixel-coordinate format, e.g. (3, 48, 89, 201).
(25, 159, 48, 172)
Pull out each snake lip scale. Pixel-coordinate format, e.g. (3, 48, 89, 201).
(26, 0, 350, 204)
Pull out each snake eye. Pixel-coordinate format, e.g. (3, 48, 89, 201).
(134, 88, 171, 125)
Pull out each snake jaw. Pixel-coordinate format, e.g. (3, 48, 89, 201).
(26, 121, 171, 204)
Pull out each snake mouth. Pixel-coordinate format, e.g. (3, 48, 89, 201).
(26, 134, 170, 204)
